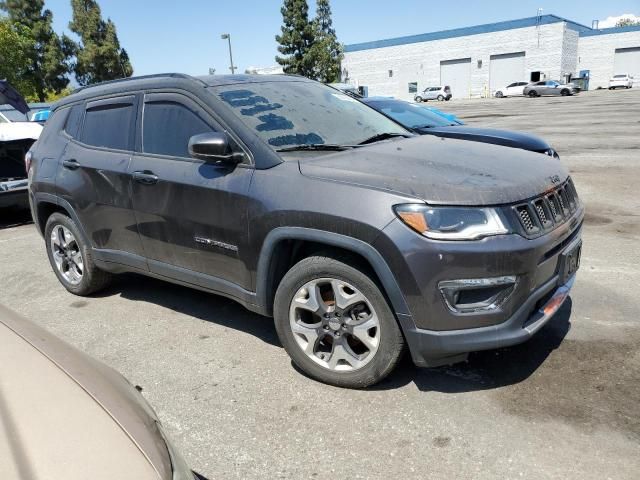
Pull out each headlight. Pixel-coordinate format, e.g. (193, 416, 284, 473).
(394, 204, 509, 240)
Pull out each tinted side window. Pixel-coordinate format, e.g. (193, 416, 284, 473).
(81, 103, 134, 150)
(64, 104, 84, 138)
(142, 101, 213, 158)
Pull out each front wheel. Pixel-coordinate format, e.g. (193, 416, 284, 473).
(560, 89, 570, 96)
(274, 256, 405, 388)
(414, 96, 423, 103)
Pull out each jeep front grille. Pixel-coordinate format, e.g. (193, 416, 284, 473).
(513, 178, 580, 237)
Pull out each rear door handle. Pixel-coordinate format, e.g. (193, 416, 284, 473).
(62, 159, 80, 170)
(132, 170, 159, 185)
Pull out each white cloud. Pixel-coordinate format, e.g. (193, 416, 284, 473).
(598, 13, 640, 28)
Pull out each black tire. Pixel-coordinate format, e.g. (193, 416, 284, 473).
(495, 91, 504, 98)
(560, 89, 570, 96)
(45, 212, 112, 295)
(437, 94, 444, 101)
(528, 90, 538, 98)
(274, 255, 405, 388)
(414, 96, 423, 103)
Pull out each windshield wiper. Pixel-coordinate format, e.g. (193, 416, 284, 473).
(275, 144, 352, 152)
(357, 132, 411, 145)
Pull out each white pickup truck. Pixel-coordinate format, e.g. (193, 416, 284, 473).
(0, 81, 42, 210)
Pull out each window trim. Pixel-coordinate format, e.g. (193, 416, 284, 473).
(77, 94, 138, 152)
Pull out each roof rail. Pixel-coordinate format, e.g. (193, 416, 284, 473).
(72, 73, 203, 94)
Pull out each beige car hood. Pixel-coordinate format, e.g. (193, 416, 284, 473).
(0, 305, 171, 480)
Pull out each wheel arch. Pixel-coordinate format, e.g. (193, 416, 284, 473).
(34, 193, 91, 245)
(255, 227, 411, 318)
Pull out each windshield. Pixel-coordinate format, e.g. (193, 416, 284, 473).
(367, 100, 455, 128)
(211, 81, 407, 149)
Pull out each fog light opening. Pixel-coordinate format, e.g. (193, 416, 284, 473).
(439, 276, 517, 314)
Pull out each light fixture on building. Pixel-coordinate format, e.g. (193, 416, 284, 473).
(477, 59, 483, 69)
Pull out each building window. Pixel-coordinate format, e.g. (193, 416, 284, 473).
(408, 82, 418, 93)
(388, 69, 393, 78)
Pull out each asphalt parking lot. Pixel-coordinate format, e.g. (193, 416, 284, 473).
(1, 88, 639, 479)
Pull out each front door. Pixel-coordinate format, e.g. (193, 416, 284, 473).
(129, 92, 254, 290)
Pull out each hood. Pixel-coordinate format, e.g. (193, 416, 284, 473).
(0, 305, 171, 480)
(0, 122, 42, 142)
(0, 80, 29, 114)
(298, 135, 568, 206)
(419, 126, 550, 152)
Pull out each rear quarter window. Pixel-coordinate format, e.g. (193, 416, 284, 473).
(64, 104, 84, 138)
(80, 101, 134, 150)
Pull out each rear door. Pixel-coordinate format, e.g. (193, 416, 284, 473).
(129, 91, 254, 290)
(57, 96, 145, 263)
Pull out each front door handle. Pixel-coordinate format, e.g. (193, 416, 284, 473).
(132, 170, 159, 185)
(62, 159, 80, 170)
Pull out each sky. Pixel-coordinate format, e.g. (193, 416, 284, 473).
(43, 0, 640, 77)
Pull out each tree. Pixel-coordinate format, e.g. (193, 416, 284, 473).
(615, 17, 640, 27)
(69, 0, 133, 85)
(0, 18, 36, 98)
(308, 0, 343, 83)
(0, 0, 74, 101)
(275, 0, 315, 77)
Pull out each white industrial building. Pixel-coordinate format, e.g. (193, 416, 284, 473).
(342, 14, 640, 100)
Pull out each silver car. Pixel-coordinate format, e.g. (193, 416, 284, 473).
(414, 85, 452, 102)
(523, 80, 579, 97)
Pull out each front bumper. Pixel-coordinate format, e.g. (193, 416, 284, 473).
(401, 274, 574, 367)
(374, 204, 583, 367)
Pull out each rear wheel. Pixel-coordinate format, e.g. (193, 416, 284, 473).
(528, 90, 538, 98)
(45, 213, 112, 295)
(495, 91, 504, 98)
(274, 256, 405, 388)
(437, 94, 444, 101)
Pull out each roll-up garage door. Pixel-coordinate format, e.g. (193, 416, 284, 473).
(440, 58, 471, 99)
(614, 47, 640, 84)
(490, 52, 526, 92)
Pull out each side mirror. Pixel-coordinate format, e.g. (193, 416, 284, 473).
(188, 132, 244, 164)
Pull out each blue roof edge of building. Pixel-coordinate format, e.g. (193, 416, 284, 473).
(580, 24, 640, 37)
(343, 14, 635, 53)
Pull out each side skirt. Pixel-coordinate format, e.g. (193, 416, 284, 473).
(92, 248, 268, 316)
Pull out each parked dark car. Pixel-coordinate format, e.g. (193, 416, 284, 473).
(362, 97, 559, 157)
(28, 74, 583, 388)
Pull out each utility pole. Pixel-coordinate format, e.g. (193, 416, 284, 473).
(220, 33, 236, 74)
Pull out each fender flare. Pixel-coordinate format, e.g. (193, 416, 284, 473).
(34, 192, 92, 246)
(255, 227, 411, 317)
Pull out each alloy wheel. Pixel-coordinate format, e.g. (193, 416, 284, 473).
(50, 225, 84, 285)
(288, 278, 380, 372)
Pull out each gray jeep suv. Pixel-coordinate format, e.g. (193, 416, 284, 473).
(27, 74, 583, 388)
